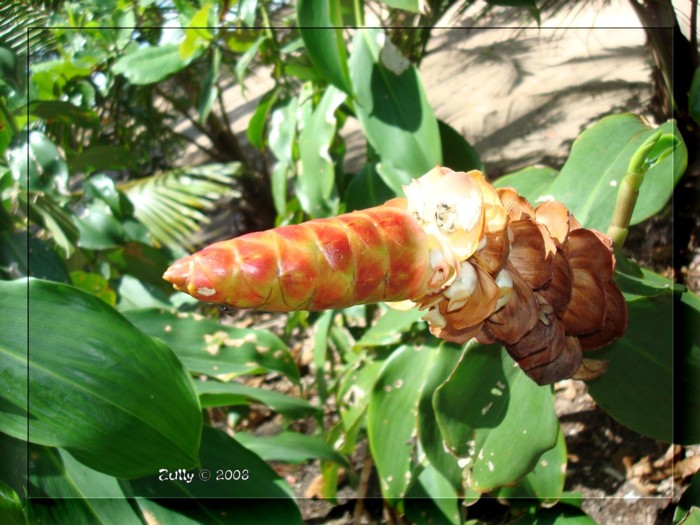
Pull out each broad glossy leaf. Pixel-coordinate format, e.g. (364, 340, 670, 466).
(135, 498, 301, 525)
(404, 464, 461, 525)
(349, 28, 441, 194)
(497, 425, 567, 504)
(112, 44, 193, 85)
(416, 343, 465, 494)
(268, 96, 299, 214)
(493, 166, 559, 204)
(7, 131, 68, 195)
(70, 271, 117, 306)
(367, 343, 442, 501)
(130, 426, 300, 509)
(508, 504, 598, 525)
(28, 445, 142, 521)
(356, 306, 424, 347)
(1, 279, 202, 478)
(345, 163, 395, 212)
(73, 200, 125, 250)
(439, 120, 485, 174)
(123, 308, 300, 384)
(297, 0, 352, 94)
(586, 289, 674, 443)
(547, 115, 685, 231)
(195, 380, 319, 419)
(83, 174, 133, 218)
(0, 231, 69, 282)
(297, 85, 346, 217)
(675, 473, 700, 524)
(234, 431, 349, 466)
(434, 343, 558, 492)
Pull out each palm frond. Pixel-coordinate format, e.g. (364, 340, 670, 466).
(0, 1, 58, 58)
(123, 162, 243, 251)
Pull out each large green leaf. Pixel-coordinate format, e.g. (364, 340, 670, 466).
(345, 162, 395, 212)
(28, 445, 142, 521)
(349, 28, 441, 194)
(547, 115, 685, 231)
(7, 131, 68, 195)
(234, 431, 349, 466)
(0, 479, 26, 525)
(367, 342, 444, 501)
(585, 288, 675, 443)
(297, 0, 353, 95)
(355, 306, 425, 348)
(497, 425, 567, 504)
(123, 308, 300, 384)
(297, 85, 345, 217)
(0, 279, 202, 478)
(112, 44, 194, 85)
(493, 166, 559, 204)
(404, 464, 461, 525)
(382, 0, 424, 12)
(434, 343, 558, 493)
(129, 425, 300, 506)
(195, 380, 319, 419)
(439, 119, 484, 174)
(678, 290, 700, 444)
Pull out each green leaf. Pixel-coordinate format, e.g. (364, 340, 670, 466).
(198, 47, 220, 124)
(130, 426, 301, 524)
(367, 343, 443, 501)
(8, 131, 69, 195)
(268, 96, 299, 214)
(404, 464, 461, 525)
(28, 446, 142, 520)
(26, 100, 98, 127)
(235, 34, 266, 86)
(1, 279, 202, 478)
(493, 166, 559, 204)
(355, 306, 424, 347)
(508, 504, 599, 525)
(381, 0, 424, 13)
(123, 308, 301, 384)
(675, 472, 700, 524)
(180, 1, 213, 61)
(70, 271, 117, 306)
(337, 358, 385, 433)
(350, 28, 441, 194)
(497, 425, 567, 504)
(689, 67, 700, 126)
(73, 200, 125, 250)
(439, 120, 485, 174)
(345, 163, 395, 212)
(0, 231, 69, 282)
(22, 191, 79, 258)
(434, 343, 558, 493)
(112, 44, 193, 85)
(0, 478, 27, 525)
(84, 173, 133, 218)
(69, 145, 133, 175)
(416, 343, 465, 494)
(123, 162, 242, 250)
(297, 0, 353, 94)
(234, 431, 349, 466)
(678, 290, 700, 444)
(547, 115, 686, 231)
(195, 380, 319, 419)
(247, 87, 280, 150)
(586, 289, 674, 443)
(297, 85, 346, 217)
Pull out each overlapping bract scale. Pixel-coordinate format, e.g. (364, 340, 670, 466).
(410, 168, 627, 385)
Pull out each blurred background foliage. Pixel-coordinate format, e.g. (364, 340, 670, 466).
(1, 0, 699, 523)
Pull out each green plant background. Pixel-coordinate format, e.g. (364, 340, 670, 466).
(1, 0, 698, 523)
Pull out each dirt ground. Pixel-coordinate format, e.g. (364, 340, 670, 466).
(185, 1, 698, 522)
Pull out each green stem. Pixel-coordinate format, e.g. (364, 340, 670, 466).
(607, 130, 663, 251)
(353, 0, 364, 27)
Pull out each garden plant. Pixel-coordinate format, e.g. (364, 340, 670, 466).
(1, 0, 699, 523)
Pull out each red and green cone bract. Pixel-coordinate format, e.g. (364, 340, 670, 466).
(164, 167, 627, 385)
